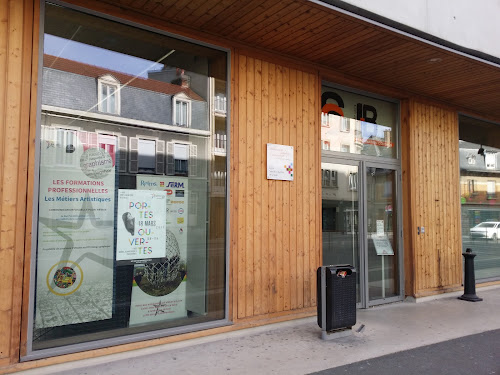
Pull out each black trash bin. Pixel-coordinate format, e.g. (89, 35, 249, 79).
(317, 265, 356, 332)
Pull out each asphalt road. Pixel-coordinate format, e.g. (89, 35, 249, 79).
(310, 329, 500, 375)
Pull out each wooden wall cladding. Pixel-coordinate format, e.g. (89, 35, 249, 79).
(0, 0, 35, 366)
(231, 52, 321, 320)
(403, 100, 462, 297)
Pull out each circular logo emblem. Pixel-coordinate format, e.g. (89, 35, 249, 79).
(53, 267, 77, 288)
(46, 261, 84, 296)
(80, 148, 113, 179)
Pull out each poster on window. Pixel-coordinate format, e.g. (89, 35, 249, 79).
(129, 176, 188, 325)
(116, 190, 167, 261)
(35, 126, 116, 329)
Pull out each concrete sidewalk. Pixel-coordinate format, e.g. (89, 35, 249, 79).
(18, 285, 500, 375)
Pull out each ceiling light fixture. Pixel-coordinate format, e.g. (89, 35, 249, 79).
(428, 58, 442, 63)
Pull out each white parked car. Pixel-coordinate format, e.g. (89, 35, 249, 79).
(470, 221, 500, 240)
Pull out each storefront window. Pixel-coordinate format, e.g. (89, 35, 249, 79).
(321, 86, 398, 158)
(32, 3, 227, 353)
(459, 116, 500, 280)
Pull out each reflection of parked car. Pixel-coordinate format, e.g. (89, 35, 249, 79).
(470, 222, 500, 240)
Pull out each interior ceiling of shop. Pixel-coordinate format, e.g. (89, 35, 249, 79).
(101, 0, 500, 120)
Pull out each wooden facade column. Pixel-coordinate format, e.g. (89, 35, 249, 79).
(0, 0, 37, 366)
(402, 99, 463, 298)
(231, 51, 322, 321)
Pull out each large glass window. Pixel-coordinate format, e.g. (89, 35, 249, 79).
(459, 116, 500, 280)
(31, 3, 228, 354)
(321, 86, 398, 159)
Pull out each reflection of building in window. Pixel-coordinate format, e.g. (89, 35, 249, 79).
(188, 191, 199, 225)
(322, 169, 329, 187)
(321, 140, 331, 150)
(41, 126, 118, 169)
(97, 134, 117, 167)
(129, 137, 165, 174)
(349, 172, 358, 191)
(138, 139, 156, 173)
(166, 141, 197, 176)
(466, 154, 476, 165)
(468, 179, 476, 195)
(341, 144, 350, 153)
(487, 180, 497, 199)
(174, 143, 189, 176)
(212, 170, 226, 191)
(384, 180, 392, 197)
(485, 152, 497, 169)
(322, 169, 338, 188)
(214, 95, 227, 114)
(173, 93, 191, 127)
(189, 191, 198, 215)
(340, 117, 350, 132)
(214, 132, 227, 153)
(55, 128, 78, 167)
(98, 75, 120, 114)
(383, 130, 392, 147)
(321, 112, 328, 126)
(367, 179, 375, 200)
(41, 127, 79, 167)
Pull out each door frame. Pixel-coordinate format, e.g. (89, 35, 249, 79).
(364, 160, 404, 307)
(321, 153, 404, 307)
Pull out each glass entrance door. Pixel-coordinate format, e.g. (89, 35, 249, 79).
(321, 161, 362, 304)
(365, 166, 400, 303)
(321, 159, 402, 307)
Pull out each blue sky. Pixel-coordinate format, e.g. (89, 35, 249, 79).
(44, 34, 164, 78)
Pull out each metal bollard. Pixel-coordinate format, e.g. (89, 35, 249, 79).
(458, 248, 482, 302)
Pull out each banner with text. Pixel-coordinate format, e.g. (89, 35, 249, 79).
(35, 126, 116, 328)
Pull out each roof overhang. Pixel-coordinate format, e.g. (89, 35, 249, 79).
(76, 0, 500, 120)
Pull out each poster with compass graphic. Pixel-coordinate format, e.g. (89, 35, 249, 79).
(35, 126, 116, 329)
(128, 176, 188, 325)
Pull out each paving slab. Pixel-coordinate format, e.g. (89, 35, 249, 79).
(16, 285, 500, 375)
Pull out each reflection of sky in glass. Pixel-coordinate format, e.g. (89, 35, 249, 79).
(44, 34, 164, 78)
(361, 121, 391, 140)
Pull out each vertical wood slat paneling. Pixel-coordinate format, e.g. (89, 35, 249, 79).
(302, 74, 312, 307)
(402, 99, 415, 296)
(260, 60, 270, 316)
(0, 0, 10, 360)
(231, 52, 320, 319)
(282, 66, 290, 311)
(0, 0, 33, 365)
(236, 54, 247, 319)
(288, 69, 297, 311)
(276, 64, 283, 313)
(245, 56, 254, 317)
(267, 62, 276, 313)
(253, 58, 263, 315)
(404, 100, 462, 296)
(295, 71, 304, 309)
